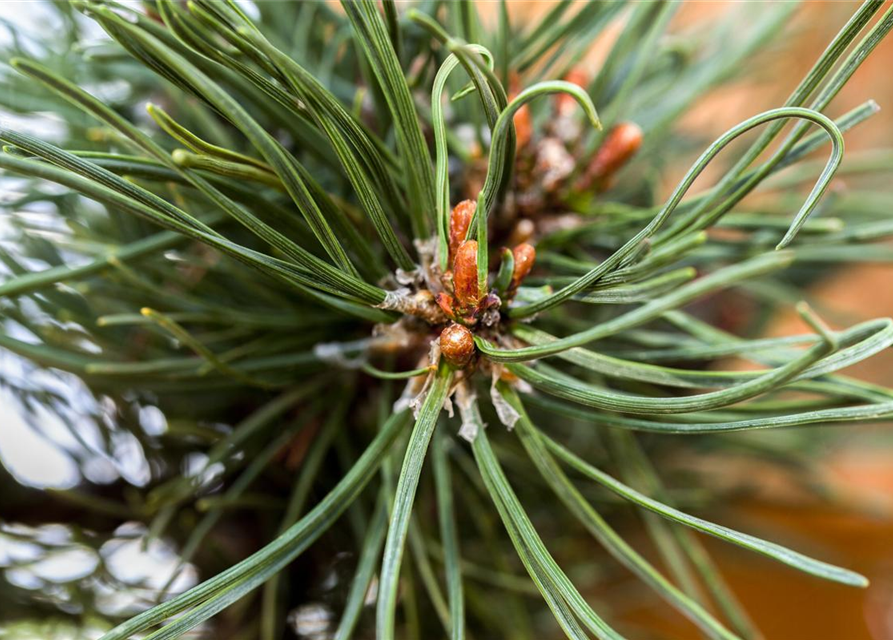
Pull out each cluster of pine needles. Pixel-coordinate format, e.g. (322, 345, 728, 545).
(2, 1, 893, 639)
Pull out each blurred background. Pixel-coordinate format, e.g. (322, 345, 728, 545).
(2, 2, 893, 639)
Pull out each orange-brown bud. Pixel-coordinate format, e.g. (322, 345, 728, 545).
(453, 240, 481, 309)
(508, 72, 533, 148)
(440, 323, 475, 367)
(514, 106, 533, 149)
(582, 122, 643, 190)
(508, 71, 523, 101)
(449, 200, 476, 263)
(508, 219, 535, 247)
(510, 243, 536, 291)
(564, 68, 588, 88)
(555, 68, 588, 116)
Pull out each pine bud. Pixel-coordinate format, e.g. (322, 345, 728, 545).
(453, 240, 481, 309)
(510, 243, 536, 291)
(440, 323, 475, 367)
(514, 107, 533, 149)
(509, 72, 533, 148)
(580, 122, 643, 190)
(508, 219, 535, 247)
(449, 200, 476, 264)
(555, 68, 588, 116)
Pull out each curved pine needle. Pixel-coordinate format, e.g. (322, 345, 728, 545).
(479, 251, 792, 362)
(506, 325, 836, 414)
(508, 107, 843, 319)
(431, 45, 493, 270)
(513, 318, 893, 393)
(538, 429, 868, 587)
(472, 80, 601, 292)
(523, 393, 893, 434)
